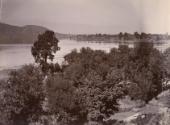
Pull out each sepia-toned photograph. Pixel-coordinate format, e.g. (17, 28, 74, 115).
(0, 0, 170, 125)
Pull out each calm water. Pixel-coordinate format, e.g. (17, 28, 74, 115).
(0, 40, 170, 71)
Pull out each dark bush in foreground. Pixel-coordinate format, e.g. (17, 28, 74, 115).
(0, 65, 45, 125)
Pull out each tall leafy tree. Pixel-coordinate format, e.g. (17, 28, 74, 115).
(31, 30, 60, 73)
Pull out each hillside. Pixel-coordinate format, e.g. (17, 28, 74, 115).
(0, 23, 48, 44)
(0, 22, 169, 44)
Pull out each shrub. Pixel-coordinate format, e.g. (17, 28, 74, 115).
(164, 47, 170, 78)
(46, 74, 88, 125)
(0, 65, 45, 125)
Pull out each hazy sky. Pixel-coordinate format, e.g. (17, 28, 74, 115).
(1, 0, 170, 34)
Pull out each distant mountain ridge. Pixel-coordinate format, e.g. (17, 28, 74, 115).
(0, 22, 169, 44)
(0, 23, 49, 44)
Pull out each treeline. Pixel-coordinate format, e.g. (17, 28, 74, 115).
(0, 42, 170, 125)
(69, 32, 170, 43)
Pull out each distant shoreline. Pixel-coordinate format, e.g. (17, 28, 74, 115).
(0, 39, 168, 45)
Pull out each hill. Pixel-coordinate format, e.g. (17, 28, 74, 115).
(0, 22, 169, 44)
(0, 23, 48, 44)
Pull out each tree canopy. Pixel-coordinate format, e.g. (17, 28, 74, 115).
(0, 65, 45, 125)
(31, 30, 60, 73)
(0, 40, 169, 125)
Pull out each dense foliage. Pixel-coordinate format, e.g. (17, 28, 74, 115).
(0, 40, 169, 125)
(44, 41, 165, 124)
(164, 48, 170, 78)
(0, 65, 44, 125)
(31, 30, 60, 73)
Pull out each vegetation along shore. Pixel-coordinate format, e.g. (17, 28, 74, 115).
(0, 30, 170, 125)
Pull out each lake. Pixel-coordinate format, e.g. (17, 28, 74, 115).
(0, 40, 170, 71)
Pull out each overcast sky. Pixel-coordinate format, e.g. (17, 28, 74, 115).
(0, 0, 170, 34)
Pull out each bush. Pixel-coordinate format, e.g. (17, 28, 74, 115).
(0, 65, 45, 125)
(164, 47, 170, 78)
(129, 42, 164, 102)
(45, 74, 88, 125)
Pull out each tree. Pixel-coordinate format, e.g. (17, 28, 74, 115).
(46, 74, 87, 125)
(129, 41, 164, 102)
(163, 48, 170, 83)
(124, 32, 129, 41)
(140, 32, 148, 39)
(0, 65, 45, 125)
(31, 30, 60, 73)
(118, 32, 123, 41)
(134, 32, 140, 40)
